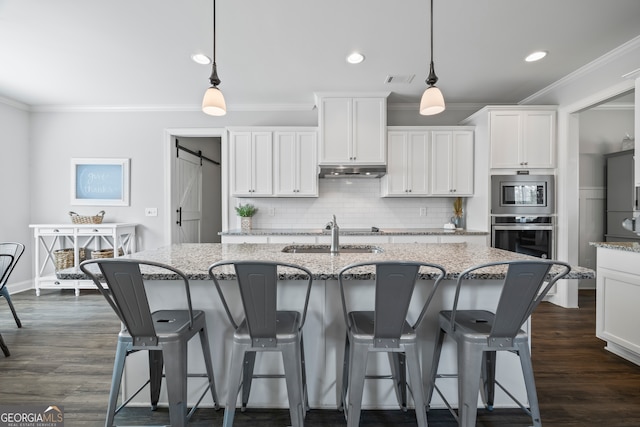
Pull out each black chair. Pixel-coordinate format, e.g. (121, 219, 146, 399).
(80, 258, 219, 427)
(426, 259, 571, 427)
(338, 261, 447, 427)
(208, 260, 313, 427)
(0, 242, 25, 328)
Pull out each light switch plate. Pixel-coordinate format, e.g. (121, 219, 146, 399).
(145, 207, 158, 217)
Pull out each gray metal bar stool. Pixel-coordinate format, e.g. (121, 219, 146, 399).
(338, 261, 447, 427)
(426, 259, 571, 427)
(0, 252, 19, 357)
(208, 260, 313, 427)
(0, 242, 25, 329)
(80, 258, 219, 427)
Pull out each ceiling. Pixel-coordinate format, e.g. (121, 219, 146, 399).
(1, 0, 639, 111)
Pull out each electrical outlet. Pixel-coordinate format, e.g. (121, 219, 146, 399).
(419, 207, 427, 217)
(269, 207, 275, 216)
(145, 207, 158, 217)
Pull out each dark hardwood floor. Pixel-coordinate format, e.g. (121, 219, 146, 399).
(1, 289, 640, 426)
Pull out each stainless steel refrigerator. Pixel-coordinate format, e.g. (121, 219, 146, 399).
(605, 149, 640, 242)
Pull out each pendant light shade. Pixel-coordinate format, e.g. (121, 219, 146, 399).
(202, 85, 226, 116)
(420, 86, 445, 116)
(420, 0, 445, 116)
(202, 0, 226, 116)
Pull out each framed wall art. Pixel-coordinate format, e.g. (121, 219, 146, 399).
(71, 158, 130, 206)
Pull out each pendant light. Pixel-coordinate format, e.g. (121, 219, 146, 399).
(419, 0, 445, 116)
(202, 0, 226, 116)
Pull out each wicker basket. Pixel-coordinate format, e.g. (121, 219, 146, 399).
(69, 210, 105, 224)
(53, 248, 86, 270)
(91, 248, 124, 259)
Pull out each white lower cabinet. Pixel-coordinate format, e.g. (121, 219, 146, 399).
(390, 235, 439, 244)
(390, 235, 487, 244)
(221, 236, 270, 244)
(595, 247, 640, 366)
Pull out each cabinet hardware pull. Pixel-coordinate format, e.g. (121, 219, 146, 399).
(176, 207, 182, 226)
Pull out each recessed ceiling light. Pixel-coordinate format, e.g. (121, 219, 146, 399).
(191, 53, 212, 65)
(525, 51, 547, 62)
(346, 52, 365, 64)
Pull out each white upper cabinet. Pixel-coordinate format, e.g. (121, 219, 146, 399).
(274, 131, 318, 197)
(382, 127, 474, 197)
(431, 130, 474, 196)
(382, 130, 430, 196)
(489, 110, 556, 169)
(317, 93, 389, 165)
(229, 131, 273, 197)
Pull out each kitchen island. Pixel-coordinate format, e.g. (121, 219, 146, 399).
(64, 242, 592, 411)
(590, 241, 640, 366)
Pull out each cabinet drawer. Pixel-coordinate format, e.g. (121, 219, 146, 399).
(76, 227, 114, 235)
(36, 227, 74, 235)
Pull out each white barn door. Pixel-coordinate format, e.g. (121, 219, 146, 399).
(176, 150, 202, 243)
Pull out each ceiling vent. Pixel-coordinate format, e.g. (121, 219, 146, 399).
(384, 74, 415, 84)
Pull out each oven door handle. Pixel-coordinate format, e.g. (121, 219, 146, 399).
(492, 225, 554, 231)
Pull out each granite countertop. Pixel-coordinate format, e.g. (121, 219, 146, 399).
(220, 228, 488, 236)
(590, 241, 640, 253)
(64, 242, 593, 281)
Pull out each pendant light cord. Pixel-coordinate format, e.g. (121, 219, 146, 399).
(430, 0, 433, 65)
(209, 0, 221, 86)
(426, 0, 438, 86)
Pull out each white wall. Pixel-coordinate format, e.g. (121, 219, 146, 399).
(579, 108, 635, 187)
(0, 99, 31, 290)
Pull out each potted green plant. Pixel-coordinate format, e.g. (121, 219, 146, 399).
(235, 203, 257, 231)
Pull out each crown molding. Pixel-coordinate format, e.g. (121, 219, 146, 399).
(590, 102, 635, 111)
(0, 95, 29, 111)
(29, 103, 316, 113)
(388, 102, 484, 111)
(520, 35, 640, 104)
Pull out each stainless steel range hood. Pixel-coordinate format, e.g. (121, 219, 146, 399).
(318, 165, 386, 178)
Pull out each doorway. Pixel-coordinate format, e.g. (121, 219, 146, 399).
(175, 136, 222, 243)
(164, 128, 227, 245)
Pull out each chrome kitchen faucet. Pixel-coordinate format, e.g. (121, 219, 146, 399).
(328, 215, 340, 254)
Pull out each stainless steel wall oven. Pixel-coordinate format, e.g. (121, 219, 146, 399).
(491, 216, 554, 259)
(491, 174, 556, 259)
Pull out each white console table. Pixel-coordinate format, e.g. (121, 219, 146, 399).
(30, 223, 137, 296)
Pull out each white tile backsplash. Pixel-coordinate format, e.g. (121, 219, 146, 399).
(232, 179, 462, 229)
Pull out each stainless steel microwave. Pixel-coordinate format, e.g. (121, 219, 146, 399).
(491, 174, 555, 215)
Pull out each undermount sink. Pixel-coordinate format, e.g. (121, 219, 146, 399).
(281, 245, 384, 254)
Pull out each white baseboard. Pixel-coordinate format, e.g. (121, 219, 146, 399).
(5, 280, 34, 294)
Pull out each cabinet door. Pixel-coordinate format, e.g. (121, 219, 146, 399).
(383, 131, 429, 196)
(319, 98, 351, 163)
(274, 132, 297, 195)
(490, 111, 522, 168)
(229, 132, 254, 196)
(352, 97, 386, 164)
(274, 131, 317, 197)
(451, 131, 474, 195)
(251, 132, 273, 196)
(230, 131, 272, 197)
(522, 111, 555, 168)
(296, 132, 318, 196)
(407, 132, 430, 195)
(384, 132, 408, 195)
(431, 131, 454, 195)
